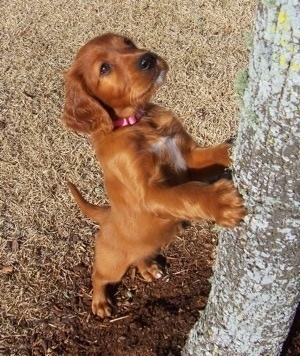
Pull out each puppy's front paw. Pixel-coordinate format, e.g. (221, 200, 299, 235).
(210, 179, 246, 227)
(92, 295, 113, 318)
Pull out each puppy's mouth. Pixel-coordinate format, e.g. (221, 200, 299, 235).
(128, 54, 168, 110)
(137, 66, 168, 101)
(154, 56, 169, 85)
(101, 66, 167, 119)
(155, 69, 167, 86)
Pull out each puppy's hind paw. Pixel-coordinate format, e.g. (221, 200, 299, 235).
(92, 298, 113, 319)
(137, 260, 164, 282)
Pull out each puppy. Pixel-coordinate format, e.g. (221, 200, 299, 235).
(62, 33, 246, 318)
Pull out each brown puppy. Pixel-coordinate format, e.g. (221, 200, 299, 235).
(62, 33, 246, 318)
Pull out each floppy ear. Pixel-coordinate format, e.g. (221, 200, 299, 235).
(62, 71, 113, 134)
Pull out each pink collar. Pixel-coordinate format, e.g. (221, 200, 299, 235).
(113, 110, 144, 130)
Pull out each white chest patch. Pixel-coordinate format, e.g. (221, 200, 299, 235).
(151, 136, 187, 172)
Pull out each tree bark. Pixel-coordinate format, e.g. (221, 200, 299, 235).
(183, 1, 300, 355)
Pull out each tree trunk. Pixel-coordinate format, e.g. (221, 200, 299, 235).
(183, 1, 300, 355)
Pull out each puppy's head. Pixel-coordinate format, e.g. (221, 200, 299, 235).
(62, 33, 168, 134)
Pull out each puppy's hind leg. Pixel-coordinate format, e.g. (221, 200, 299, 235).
(92, 232, 129, 318)
(92, 270, 115, 318)
(92, 265, 128, 318)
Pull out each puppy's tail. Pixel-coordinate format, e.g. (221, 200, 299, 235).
(67, 181, 110, 225)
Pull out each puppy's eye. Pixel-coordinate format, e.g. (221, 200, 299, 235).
(124, 38, 136, 48)
(100, 63, 111, 75)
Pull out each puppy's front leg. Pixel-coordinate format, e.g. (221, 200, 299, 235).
(146, 179, 246, 227)
(187, 143, 232, 169)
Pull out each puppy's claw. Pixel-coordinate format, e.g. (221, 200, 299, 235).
(154, 270, 163, 279)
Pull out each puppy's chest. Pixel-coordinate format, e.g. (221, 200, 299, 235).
(150, 136, 187, 172)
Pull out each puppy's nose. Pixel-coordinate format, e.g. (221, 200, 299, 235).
(138, 52, 157, 71)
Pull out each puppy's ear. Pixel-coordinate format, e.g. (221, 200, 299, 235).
(62, 71, 113, 134)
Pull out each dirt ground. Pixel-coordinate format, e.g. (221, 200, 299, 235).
(2, 222, 299, 355)
(1, 0, 299, 355)
(1, 222, 214, 355)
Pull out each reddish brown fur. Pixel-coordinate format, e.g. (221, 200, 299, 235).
(62, 33, 246, 318)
